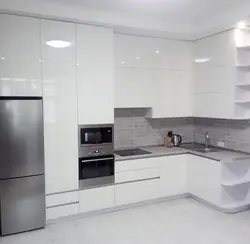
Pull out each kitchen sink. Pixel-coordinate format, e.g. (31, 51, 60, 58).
(180, 143, 223, 153)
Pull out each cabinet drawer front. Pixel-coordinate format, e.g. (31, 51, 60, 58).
(46, 191, 79, 208)
(115, 167, 160, 184)
(79, 186, 114, 213)
(46, 203, 79, 220)
(115, 158, 161, 173)
(115, 178, 160, 206)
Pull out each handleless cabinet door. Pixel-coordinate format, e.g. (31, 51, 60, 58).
(0, 14, 42, 96)
(77, 25, 114, 124)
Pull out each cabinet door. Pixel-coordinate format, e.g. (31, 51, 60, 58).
(77, 25, 114, 124)
(43, 62, 78, 194)
(115, 179, 160, 206)
(0, 14, 42, 96)
(79, 186, 114, 213)
(160, 155, 187, 197)
(151, 70, 174, 118)
(187, 155, 222, 205)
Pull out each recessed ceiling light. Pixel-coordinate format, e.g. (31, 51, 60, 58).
(194, 58, 211, 63)
(121, 61, 125, 64)
(156, 50, 160, 54)
(1, 57, 4, 60)
(136, 57, 140, 60)
(46, 40, 71, 48)
(238, 21, 246, 29)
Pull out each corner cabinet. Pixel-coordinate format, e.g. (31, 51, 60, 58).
(76, 25, 114, 125)
(0, 14, 42, 96)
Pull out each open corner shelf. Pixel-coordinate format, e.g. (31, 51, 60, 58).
(222, 179, 250, 187)
(236, 45, 250, 51)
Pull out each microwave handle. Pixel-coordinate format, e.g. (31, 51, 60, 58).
(81, 157, 114, 163)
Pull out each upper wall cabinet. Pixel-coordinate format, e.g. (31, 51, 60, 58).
(115, 34, 193, 117)
(0, 14, 42, 96)
(77, 25, 114, 125)
(42, 19, 76, 62)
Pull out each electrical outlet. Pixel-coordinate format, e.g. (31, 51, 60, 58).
(217, 141, 225, 148)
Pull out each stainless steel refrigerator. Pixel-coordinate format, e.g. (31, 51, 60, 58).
(0, 97, 45, 236)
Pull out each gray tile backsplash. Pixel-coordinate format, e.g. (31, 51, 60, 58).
(193, 118, 250, 153)
(114, 108, 194, 149)
(115, 109, 250, 153)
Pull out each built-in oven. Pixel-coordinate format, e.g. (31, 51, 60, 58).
(78, 124, 114, 189)
(79, 154, 114, 189)
(79, 124, 113, 147)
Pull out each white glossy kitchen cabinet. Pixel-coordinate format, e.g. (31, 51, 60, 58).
(115, 68, 153, 108)
(159, 155, 187, 197)
(79, 186, 114, 213)
(0, 14, 42, 96)
(115, 178, 160, 206)
(187, 155, 221, 206)
(77, 25, 114, 125)
(43, 61, 78, 194)
(42, 19, 76, 62)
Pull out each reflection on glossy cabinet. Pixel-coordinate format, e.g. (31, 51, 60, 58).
(0, 14, 42, 96)
(42, 19, 75, 62)
(43, 62, 78, 194)
(77, 25, 114, 124)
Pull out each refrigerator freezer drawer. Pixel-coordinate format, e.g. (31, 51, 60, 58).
(0, 175, 45, 236)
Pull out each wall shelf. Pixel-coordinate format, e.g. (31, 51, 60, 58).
(235, 83, 250, 88)
(235, 100, 250, 105)
(237, 46, 250, 51)
(222, 179, 250, 187)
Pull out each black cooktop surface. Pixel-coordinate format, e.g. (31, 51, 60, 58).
(115, 148, 152, 157)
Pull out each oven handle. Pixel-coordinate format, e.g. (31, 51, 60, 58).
(81, 157, 114, 163)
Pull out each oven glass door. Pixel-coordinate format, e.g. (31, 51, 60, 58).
(79, 155, 114, 180)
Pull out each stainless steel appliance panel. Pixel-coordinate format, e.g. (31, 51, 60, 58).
(0, 175, 45, 236)
(0, 98, 44, 179)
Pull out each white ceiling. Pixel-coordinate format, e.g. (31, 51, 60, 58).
(47, 0, 250, 25)
(1, 0, 250, 40)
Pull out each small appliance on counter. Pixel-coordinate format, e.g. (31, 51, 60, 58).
(164, 131, 182, 147)
(78, 124, 114, 189)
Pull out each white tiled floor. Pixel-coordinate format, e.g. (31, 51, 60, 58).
(1, 198, 250, 244)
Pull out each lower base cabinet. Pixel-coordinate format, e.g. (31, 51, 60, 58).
(79, 185, 115, 213)
(46, 203, 79, 220)
(115, 178, 160, 206)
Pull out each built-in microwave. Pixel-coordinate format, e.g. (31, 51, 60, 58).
(78, 124, 113, 147)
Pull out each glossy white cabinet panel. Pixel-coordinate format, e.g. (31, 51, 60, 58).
(187, 155, 222, 206)
(115, 178, 160, 206)
(46, 203, 79, 220)
(79, 186, 114, 213)
(115, 167, 160, 184)
(42, 19, 76, 62)
(115, 34, 192, 70)
(77, 25, 114, 124)
(193, 93, 233, 119)
(160, 155, 187, 197)
(115, 157, 161, 173)
(194, 30, 236, 67)
(193, 67, 236, 94)
(43, 61, 78, 194)
(0, 14, 42, 96)
(46, 191, 79, 208)
(115, 68, 153, 108)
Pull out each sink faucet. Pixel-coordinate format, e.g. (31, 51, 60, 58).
(205, 132, 209, 148)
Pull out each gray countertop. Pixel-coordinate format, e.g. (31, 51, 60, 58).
(115, 145, 250, 162)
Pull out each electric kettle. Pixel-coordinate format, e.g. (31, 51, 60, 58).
(172, 134, 182, 147)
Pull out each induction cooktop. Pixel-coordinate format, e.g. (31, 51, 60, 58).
(115, 148, 152, 157)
